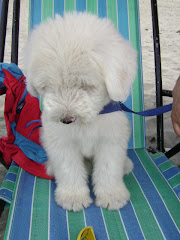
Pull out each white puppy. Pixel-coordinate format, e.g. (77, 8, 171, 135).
(24, 12, 137, 212)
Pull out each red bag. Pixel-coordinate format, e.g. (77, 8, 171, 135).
(0, 63, 52, 179)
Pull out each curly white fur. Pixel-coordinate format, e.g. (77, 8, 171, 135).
(24, 12, 137, 211)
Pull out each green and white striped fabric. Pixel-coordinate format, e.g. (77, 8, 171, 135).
(1, 0, 180, 239)
(2, 149, 180, 240)
(0, 162, 19, 204)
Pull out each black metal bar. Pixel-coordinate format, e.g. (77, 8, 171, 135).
(162, 89, 172, 98)
(0, 0, 21, 219)
(11, 0, 20, 64)
(0, 153, 9, 169)
(165, 143, 180, 159)
(0, 199, 6, 217)
(151, 0, 164, 152)
(0, 0, 9, 62)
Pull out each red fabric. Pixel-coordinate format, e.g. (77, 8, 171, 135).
(0, 68, 53, 179)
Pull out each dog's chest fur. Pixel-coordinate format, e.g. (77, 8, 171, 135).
(42, 111, 129, 160)
(78, 125, 97, 158)
(62, 121, 98, 158)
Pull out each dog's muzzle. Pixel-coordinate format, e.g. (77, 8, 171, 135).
(60, 116, 76, 124)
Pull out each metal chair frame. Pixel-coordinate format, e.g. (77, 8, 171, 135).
(151, 0, 180, 157)
(0, 0, 20, 217)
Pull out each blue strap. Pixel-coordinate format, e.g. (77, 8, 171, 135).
(119, 102, 172, 116)
(26, 120, 42, 128)
(100, 102, 122, 114)
(28, 125, 42, 138)
(100, 102, 172, 116)
(11, 122, 47, 164)
(18, 87, 28, 104)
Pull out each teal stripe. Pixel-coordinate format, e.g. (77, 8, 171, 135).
(102, 209, 127, 239)
(42, 0, 53, 20)
(0, 180, 15, 192)
(169, 174, 180, 188)
(40, 95, 43, 112)
(30, 177, 49, 240)
(151, 152, 165, 159)
(125, 173, 164, 240)
(87, 0, 97, 14)
(107, 0, 117, 28)
(117, 0, 134, 149)
(4, 168, 21, 240)
(8, 166, 19, 175)
(68, 210, 86, 239)
(65, 0, 75, 12)
(128, 0, 145, 148)
(159, 161, 174, 172)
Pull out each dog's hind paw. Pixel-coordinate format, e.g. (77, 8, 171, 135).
(55, 187, 93, 212)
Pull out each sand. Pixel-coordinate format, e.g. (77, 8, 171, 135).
(0, 0, 179, 238)
(139, 0, 180, 163)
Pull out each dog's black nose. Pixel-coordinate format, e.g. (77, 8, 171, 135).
(60, 117, 76, 124)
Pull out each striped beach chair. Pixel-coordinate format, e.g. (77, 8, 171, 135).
(0, 0, 180, 239)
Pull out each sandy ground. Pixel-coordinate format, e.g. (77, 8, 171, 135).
(0, 0, 179, 238)
(140, 0, 180, 160)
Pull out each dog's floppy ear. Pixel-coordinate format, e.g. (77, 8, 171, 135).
(92, 25, 137, 102)
(24, 45, 49, 97)
(24, 52, 49, 97)
(104, 40, 137, 102)
(24, 17, 58, 97)
(24, 38, 48, 97)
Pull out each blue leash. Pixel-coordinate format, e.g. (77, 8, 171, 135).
(100, 102, 172, 116)
(119, 102, 172, 116)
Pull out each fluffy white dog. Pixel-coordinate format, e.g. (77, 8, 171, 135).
(24, 12, 137, 212)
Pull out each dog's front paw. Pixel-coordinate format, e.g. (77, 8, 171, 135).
(55, 187, 93, 212)
(95, 184, 130, 210)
